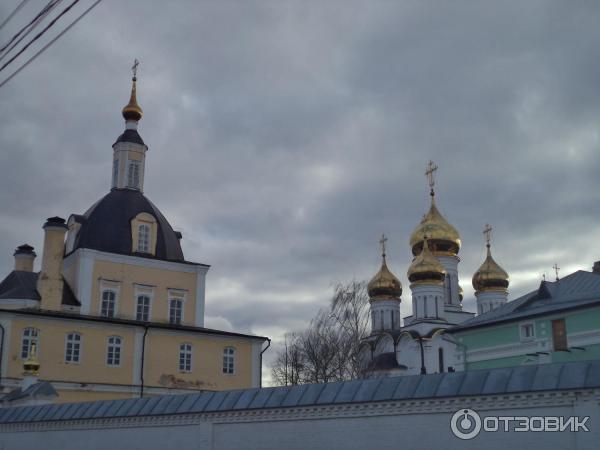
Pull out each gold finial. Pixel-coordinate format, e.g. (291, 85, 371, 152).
(122, 59, 143, 121)
(23, 341, 40, 376)
(553, 263, 560, 281)
(379, 233, 388, 259)
(425, 160, 438, 197)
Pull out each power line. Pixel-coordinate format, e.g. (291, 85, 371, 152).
(0, 0, 103, 89)
(0, 0, 60, 55)
(0, 0, 32, 32)
(0, 1, 64, 63)
(0, 0, 81, 74)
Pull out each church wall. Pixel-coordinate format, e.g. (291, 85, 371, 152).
(90, 259, 198, 324)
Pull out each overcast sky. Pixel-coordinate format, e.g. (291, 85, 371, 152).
(1, 1, 600, 382)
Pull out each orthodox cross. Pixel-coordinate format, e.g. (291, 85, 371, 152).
(483, 224, 492, 248)
(553, 263, 560, 281)
(131, 58, 139, 79)
(379, 234, 388, 259)
(425, 160, 438, 196)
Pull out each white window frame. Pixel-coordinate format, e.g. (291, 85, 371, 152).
(169, 298, 184, 325)
(100, 289, 118, 318)
(520, 322, 536, 341)
(136, 294, 152, 322)
(179, 343, 193, 373)
(127, 159, 141, 189)
(222, 346, 235, 375)
(106, 336, 122, 367)
(21, 328, 39, 359)
(137, 224, 151, 253)
(65, 332, 82, 364)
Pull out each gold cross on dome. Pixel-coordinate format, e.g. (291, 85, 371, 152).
(131, 58, 139, 79)
(483, 224, 492, 247)
(379, 234, 388, 258)
(425, 160, 438, 195)
(553, 263, 560, 281)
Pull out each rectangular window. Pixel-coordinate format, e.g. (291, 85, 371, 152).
(222, 347, 235, 374)
(127, 160, 141, 189)
(101, 290, 116, 318)
(520, 322, 535, 341)
(137, 224, 150, 253)
(21, 328, 39, 359)
(112, 158, 119, 187)
(552, 319, 568, 351)
(169, 298, 183, 325)
(136, 295, 151, 321)
(65, 333, 81, 363)
(106, 336, 122, 366)
(179, 343, 192, 372)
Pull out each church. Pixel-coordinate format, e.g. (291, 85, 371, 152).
(360, 162, 600, 376)
(0, 64, 268, 403)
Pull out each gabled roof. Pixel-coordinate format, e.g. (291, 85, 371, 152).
(453, 270, 600, 331)
(1, 381, 57, 404)
(0, 360, 598, 424)
(0, 271, 80, 306)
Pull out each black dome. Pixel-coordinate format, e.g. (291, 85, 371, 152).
(72, 189, 184, 261)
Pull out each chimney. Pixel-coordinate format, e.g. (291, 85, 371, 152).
(14, 244, 36, 272)
(593, 261, 600, 274)
(37, 217, 67, 311)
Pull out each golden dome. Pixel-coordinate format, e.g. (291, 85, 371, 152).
(410, 196, 461, 256)
(472, 246, 509, 292)
(368, 257, 402, 300)
(122, 73, 143, 121)
(407, 236, 446, 285)
(23, 342, 40, 376)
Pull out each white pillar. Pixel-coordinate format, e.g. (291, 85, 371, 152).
(436, 255, 461, 309)
(475, 290, 508, 314)
(410, 283, 445, 321)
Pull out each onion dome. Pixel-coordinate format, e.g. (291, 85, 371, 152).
(472, 227, 509, 292)
(368, 253, 402, 302)
(409, 196, 460, 256)
(407, 236, 446, 285)
(122, 60, 143, 122)
(23, 342, 40, 376)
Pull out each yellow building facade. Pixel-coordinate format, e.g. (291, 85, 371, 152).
(0, 68, 268, 403)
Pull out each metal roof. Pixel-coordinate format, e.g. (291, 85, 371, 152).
(454, 270, 600, 330)
(1, 360, 599, 424)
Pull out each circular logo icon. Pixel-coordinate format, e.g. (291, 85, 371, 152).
(451, 408, 482, 440)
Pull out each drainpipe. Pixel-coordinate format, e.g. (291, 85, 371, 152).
(140, 326, 149, 397)
(259, 338, 271, 388)
(0, 323, 4, 388)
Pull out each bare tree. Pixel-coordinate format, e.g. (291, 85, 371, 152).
(270, 280, 370, 385)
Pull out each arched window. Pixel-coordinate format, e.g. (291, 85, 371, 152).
(179, 343, 192, 372)
(65, 333, 82, 363)
(127, 160, 141, 189)
(137, 224, 150, 253)
(438, 347, 445, 373)
(112, 158, 119, 188)
(101, 290, 116, 317)
(107, 336, 122, 366)
(136, 294, 151, 321)
(21, 328, 39, 359)
(223, 347, 235, 374)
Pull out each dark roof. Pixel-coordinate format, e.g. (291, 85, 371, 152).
(1, 381, 57, 403)
(113, 129, 145, 146)
(0, 308, 268, 341)
(72, 189, 185, 262)
(0, 271, 40, 300)
(0, 360, 598, 424)
(453, 270, 600, 331)
(0, 271, 80, 306)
